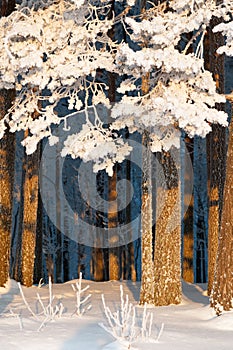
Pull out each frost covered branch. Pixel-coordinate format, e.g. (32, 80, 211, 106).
(0, 0, 233, 174)
(36, 276, 64, 322)
(18, 282, 39, 320)
(71, 272, 92, 317)
(18, 277, 64, 331)
(100, 285, 164, 347)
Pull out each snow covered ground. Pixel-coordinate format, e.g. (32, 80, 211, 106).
(0, 278, 233, 350)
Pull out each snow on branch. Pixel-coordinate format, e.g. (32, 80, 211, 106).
(213, 21, 233, 57)
(0, 0, 233, 173)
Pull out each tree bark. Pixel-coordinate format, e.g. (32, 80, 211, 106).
(139, 129, 154, 304)
(0, 0, 15, 17)
(108, 167, 121, 280)
(182, 137, 194, 283)
(139, 71, 154, 304)
(20, 144, 40, 287)
(0, 89, 15, 286)
(206, 15, 226, 295)
(210, 106, 233, 314)
(107, 11, 121, 279)
(0, 0, 15, 289)
(154, 150, 182, 305)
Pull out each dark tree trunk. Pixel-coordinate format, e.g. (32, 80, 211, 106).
(205, 14, 226, 296)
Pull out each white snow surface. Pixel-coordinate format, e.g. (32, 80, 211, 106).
(0, 279, 233, 350)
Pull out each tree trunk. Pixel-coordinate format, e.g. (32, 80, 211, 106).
(0, 89, 15, 286)
(20, 144, 40, 287)
(0, 0, 15, 17)
(154, 150, 182, 305)
(108, 167, 120, 280)
(210, 107, 233, 314)
(193, 137, 208, 283)
(139, 71, 154, 304)
(107, 12, 121, 279)
(182, 137, 194, 283)
(0, 0, 15, 289)
(206, 14, 226, 295)
(139, 129, 154, 304)
(33, 190, 43, 284)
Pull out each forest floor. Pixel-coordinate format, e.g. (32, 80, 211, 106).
(0, 278, 233, 349)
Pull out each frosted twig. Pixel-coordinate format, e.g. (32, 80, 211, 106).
(38, 278, 44, 288)
(100, 285, 137, 344)
(71, 272, 92, 317)
(37, 276, 64, 320)
(100, 285, 164, 345)
(18, 283, 39, 320)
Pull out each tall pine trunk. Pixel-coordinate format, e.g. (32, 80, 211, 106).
(20, 143, 40, 286)
(107, 0, 121, 279)
(206, 14, 226, 295)
(154, 150, 182, 305)
(139, 130, 154, 304)
(182, 137, 194, 283)
(0, 0, 15, 289)
(139, 73, 154, 304)
(0, 89, 15, 286)
(108, 167, 120, 280)
(210, 102, 233, 314)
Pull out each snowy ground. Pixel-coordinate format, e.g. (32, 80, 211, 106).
(0, 278, 233, 350)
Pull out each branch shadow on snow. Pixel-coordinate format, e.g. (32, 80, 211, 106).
(60, 321, 114, 350)
(126, 280, 140, 302)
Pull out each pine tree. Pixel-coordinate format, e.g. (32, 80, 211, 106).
(154, 150, 182, 305)
(20, 141, 40, 286)
(0, 0, 15, 287)
(182, 137, 194, 283)
(210, 99, 233, 314)
(139, 127, 154, 304)
(206, 13, 226, 295)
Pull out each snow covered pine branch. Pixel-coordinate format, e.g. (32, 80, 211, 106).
(0, 0, 233, 175)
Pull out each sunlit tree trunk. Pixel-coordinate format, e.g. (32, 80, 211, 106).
(139, 73, 154, 305)
(0, 0, 16, 287)
(20, 92, 41, 286)
(20, 141, 40, 286)
(210, 103, 233, 314)
(0, 89, 15, 287)
(206, 13, 226, 295)
(154, 150, 182, 305)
